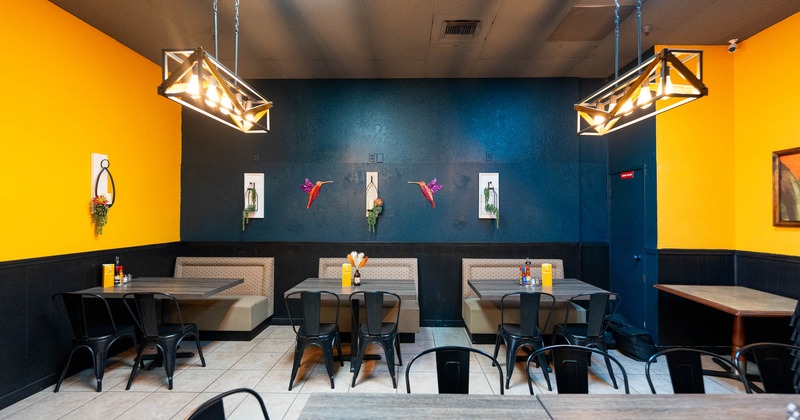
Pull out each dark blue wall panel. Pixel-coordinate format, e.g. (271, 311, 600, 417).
(180, 78, 608, 243)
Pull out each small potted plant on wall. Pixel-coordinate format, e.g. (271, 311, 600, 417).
(242, 182, 258, 231)
(367, 198, 383, 233)
(91, 195, 110, 235)
(483, 185, 499, 229)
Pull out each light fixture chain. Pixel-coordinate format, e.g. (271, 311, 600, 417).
(636, 0, 642, 66)
(234, 0, 240, 76)
(213, 0, 218, 59)
(614, 0, 619, 80)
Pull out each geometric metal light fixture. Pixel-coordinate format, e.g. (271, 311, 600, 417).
(574, 0, 707, 136)
(575, 48, 708, 136)
(158, 47, 272, 133)
(157, 1, 272, 133)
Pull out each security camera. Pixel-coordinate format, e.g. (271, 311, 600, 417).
(728, 38, 738, 53)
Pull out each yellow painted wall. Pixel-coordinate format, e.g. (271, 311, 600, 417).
(0, 0, 182, 261)
(656, 12, 800, 256)
(733, 12, 800, 256)
(656, 45, 735, 249)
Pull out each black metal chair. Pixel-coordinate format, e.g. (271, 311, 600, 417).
(645, 347, 748, 394)
(525, 344, 629, 395)
(52, 293, 136, 392)
(405, 346, 504, 394)
(186, 388, 269, 419)
(122, 292, 206, 390)
(350, 290, 402, 388)
(285, 291, 343, 391)
(733, 342, 800, 393)
(552, 292, 620, 389)
(492, 291, 555, 390)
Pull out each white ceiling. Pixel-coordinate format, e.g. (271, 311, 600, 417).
(50, 0, 800, 79)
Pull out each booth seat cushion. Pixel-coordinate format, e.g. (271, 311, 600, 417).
(318, 257, 419, 334)
(167, 257, 275, 333)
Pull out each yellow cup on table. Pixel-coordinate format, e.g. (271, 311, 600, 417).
(342, 263, 353, 286)
(542, 263, 553, 286)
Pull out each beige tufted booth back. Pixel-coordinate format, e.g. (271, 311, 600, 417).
(318, 258, 419, 294)
(174, 257, 274, 298)
(461, 258, 565, 300)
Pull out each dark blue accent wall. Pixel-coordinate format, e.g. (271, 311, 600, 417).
(180, 78, 608, 243)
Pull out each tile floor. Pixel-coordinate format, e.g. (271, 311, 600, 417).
(0, 326, 747, 419)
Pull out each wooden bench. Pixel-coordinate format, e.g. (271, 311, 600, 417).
(462, 258, 586, 343)
(167, 257, 274, 341)
(318, 257, 420, 342)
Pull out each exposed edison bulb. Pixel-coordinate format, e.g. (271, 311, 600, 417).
(219, 92, 233, 115)
(664, 74, 674, 96)
(619, 99, 633, 116)
(204, 79, 220, 108)
(186, 73, 201, 99)
(593, 114, 606, 125)
(244, 100, 255, 122)
(637, 79, 653, 109)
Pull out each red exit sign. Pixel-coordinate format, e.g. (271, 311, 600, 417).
(620, 171, 635, 179)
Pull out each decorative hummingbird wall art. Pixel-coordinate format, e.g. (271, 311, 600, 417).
(300, 178, 333, 209)
(408, 178, 442, 208)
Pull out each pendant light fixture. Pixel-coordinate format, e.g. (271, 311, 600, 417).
(158, 0, 272, 133)
(574, 0, 707, 136)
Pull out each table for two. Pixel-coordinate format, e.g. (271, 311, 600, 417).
(654, 285, 797, 359)
(468, 278, 610, 301)
(73, 277, 244, 363)
(76, 277, 244, 299)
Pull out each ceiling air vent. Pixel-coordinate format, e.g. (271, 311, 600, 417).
(443, 20, 479, 37)
(437, 19, 482, 46)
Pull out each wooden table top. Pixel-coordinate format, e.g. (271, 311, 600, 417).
(468, 278, 610, 301)
(298, 393, 547, 419)
(285, 277, 417, 300)
(536, 394, 795, 419)
(654, 284, 797, 317)
(74, 277, 244, 299)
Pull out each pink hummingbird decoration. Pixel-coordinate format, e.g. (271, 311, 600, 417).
(300, 178, 333, 209)
(408, 178, 442, 208)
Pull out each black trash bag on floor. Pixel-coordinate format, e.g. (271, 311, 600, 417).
(608, 314, 657, 362)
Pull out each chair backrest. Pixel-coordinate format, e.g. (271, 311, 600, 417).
(122, 292, 182, 339)
(526, 344, 629, 394)
(349, 291, 401, 336)
(52, 293, 118, 340)
(567, 292, 619, 338)
(405, 346, 504, 394)
(645, 348, 748, 394)
(285, 291, 340, 338)
(734, 342, 800, 393)
(186, 388, 269, 420)
(500, 292, 556, 337)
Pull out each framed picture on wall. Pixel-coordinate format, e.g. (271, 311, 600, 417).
(772, 147, 800, 226)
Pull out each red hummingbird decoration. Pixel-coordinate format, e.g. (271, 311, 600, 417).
(300, 178, 333, 209)
(408, 178, 442, 208)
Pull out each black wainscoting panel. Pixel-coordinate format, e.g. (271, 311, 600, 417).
(657, 250, 736, 348)
(0, 243, 182, 410)
(0, 267, 27, 405)
(737, 251, 800, 299)
(657, 249, 800, 349)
